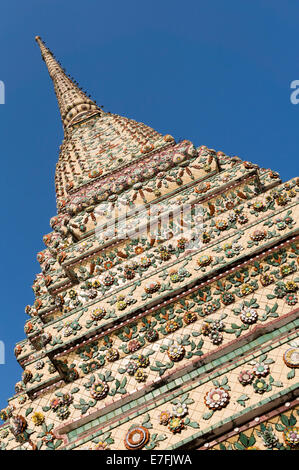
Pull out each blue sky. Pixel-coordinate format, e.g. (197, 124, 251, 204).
(0, 0, 298, 411)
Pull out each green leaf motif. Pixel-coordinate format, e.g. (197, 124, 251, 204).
(239, 432, 249, 448)
(280, 414, 290, 427)
(236, 394, 249, 407)
(202, 410, 214, 420)
(25, 407, 33, 417)
(287, 369, 295, 380)
(234, 441, 245, 450)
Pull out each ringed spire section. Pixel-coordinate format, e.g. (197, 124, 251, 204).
(35, 36, 101, 128)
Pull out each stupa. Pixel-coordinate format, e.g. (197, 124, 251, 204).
(0, 37, 298, 451)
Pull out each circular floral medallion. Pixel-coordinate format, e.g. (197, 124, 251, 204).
(280, 264, 295, 278)
(215, 219, 228, 231)
(106, 348, 119, 362)
(91, 307, 106, 321)
(92, 280, 101, 288)
(283, 347, 299, 369)
(276, 194, 288, 206)
(241, 283, 254, 296)
(172, 402, 188, 418)
(285, 281, 298, 292)
(31, 412, 45, 426)
(209, 330, 223, 345)
(238, 214, 248, 225)
(69, 289, 77, 299)
(62, 323, 73, 337)
(183, 311, 197, 325)
(225, 248, 236, 258)
(201, 232, 211, 244)
(197, 255, 213, 267)
(88, 289, 98, 300)
(90, 381, 109, 400)
(240, 307, 258, 324)
(140, 256, 151, 268)
(238, 370, 254, 386)
(124, 267, 135, 280)
(274, 284, 287, 298)
(275, 219, 286, 230)
(250, 229, 267, 241)
(116, 298, 127, 311)
(103, 274, 114, 286)
(126, 361, 138, 376)
(128, 339, 142, 353)
(260, 274, 274, 287)
(61, 393, 73, 406)
(168, 417, 185, 434)
(285, 293, 297, 306)
(253, 362, 269, 377)
(0, 405, 12, 422)
(212, 320, 224, 331)
(170, 271, 180, 283)
(134, 368, 147, 382)
(103, 260, 113, 270)
(136, 355, 149, 368)
(50, 398, 62, 411)
(165, 320, 179, 334)
(159, 410, 171, 425)
(124, 425, 150, 450)
(203, 301, 219, 315)
(36, 360, 44, 370)
(253, 378, 268, 394)
(204, 387, 230, 410)
(167, 344, 185, 362)
(221, 293, 235, 305)
(145, 329, 159, 342)
(56, 405, 71, 420)
(253, 201, 264, 212)
(283, 426, 299, 447)
(144, 281, 161, 294)
(159, 247, 171, 261)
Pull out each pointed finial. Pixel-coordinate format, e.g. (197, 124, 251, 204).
(35, 36, 101, 129)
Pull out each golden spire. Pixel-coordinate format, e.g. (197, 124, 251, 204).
(35, 36, 101, 128)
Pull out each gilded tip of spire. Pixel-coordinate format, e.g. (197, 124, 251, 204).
(35, 35, 41, 41)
